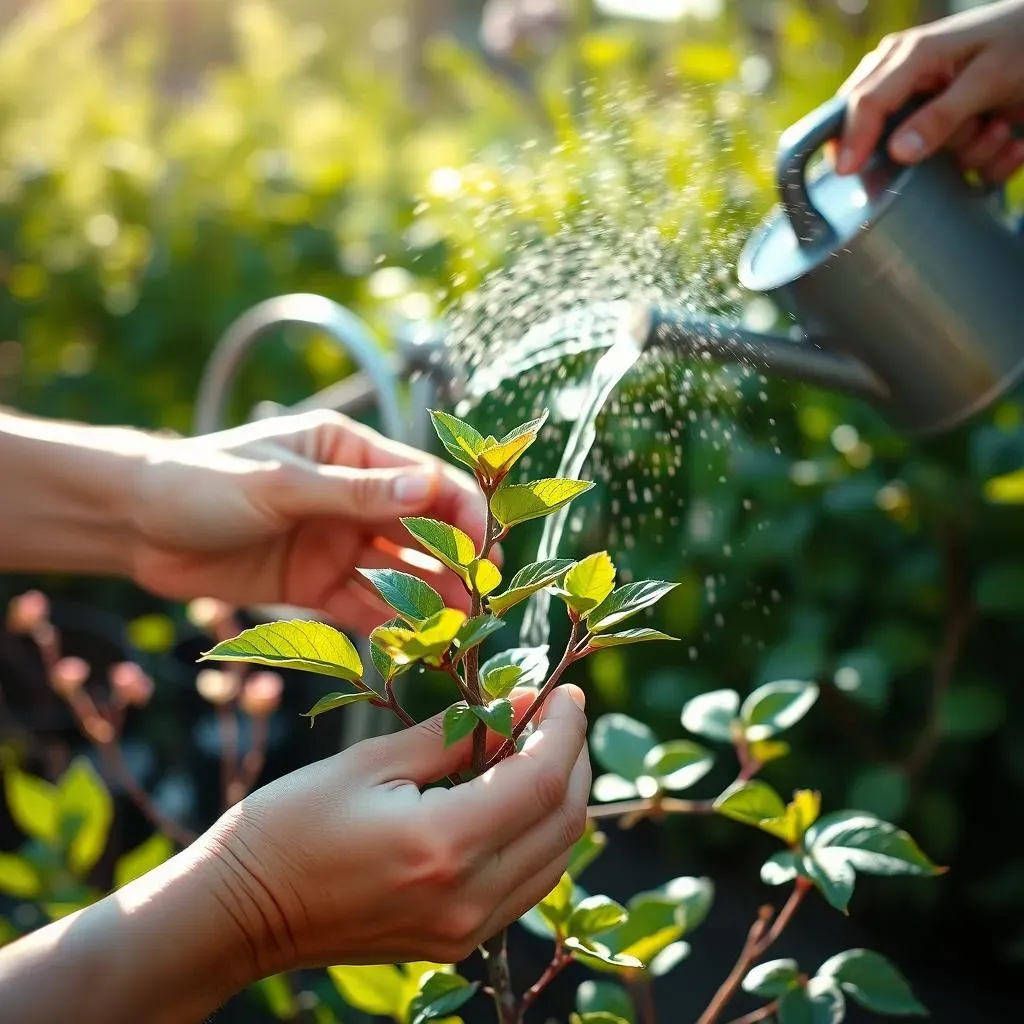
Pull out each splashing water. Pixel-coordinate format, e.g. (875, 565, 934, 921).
(519, 310, 643, 648)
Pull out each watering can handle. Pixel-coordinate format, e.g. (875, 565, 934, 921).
(776, 92, 935, 249)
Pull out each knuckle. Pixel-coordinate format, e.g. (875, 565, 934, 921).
(397, 830, 466, 890)
(560, 802, 588, 851)
(534, 765, 569, 816)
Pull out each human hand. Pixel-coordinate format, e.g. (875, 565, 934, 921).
(835, 0, 1024, 182)
(129, 410, 490, 633)
(199, 684, 590, 973)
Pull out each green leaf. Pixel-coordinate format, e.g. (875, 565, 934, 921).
(681, 689, 740, 743)
(591, 714, 658, 781)
(778, 979, 846, 1024)
(472, 698, 514, 738)
(576, 981, 636, 1023)
(468, 557, 502, 597)
(58, 757, 113, 876)
(565, 936, 644, 971)
(452, 615, 505, 663)
(985, 466, 1024, 502)
(802, 850, 856, 912)
(572, 1014, 630, 1024)
(588, 581, 679, 633)
(806, 812, 946, 878)
(443, 702, 478, 747)
(301, 690, 377, 725)
(655, 875, 715, 933)
(761, 851, 800, 886)
(817, 949, 927, 1016)
(200, 620, 363, 682)
(481, 646, 549, 689)
(713, 780, 787, 833)
(647, 942, 690, 977)
(642, 741, 713, 792)
(476, 413, 548, 479)
(428, 409, 486, 470)
(537, 871, 575, 932)
(0, 853, 42, 898)
(370, 618, 404, 683)
(592, 774, 639, 802)
(256, 975, 299, 1020)
(743, 959, 801, 998)
(589, 629, 679, 649)
(481, 664, 524, 699)
(357, 568, 445, 626)
(940, 683, 1006, 738)
(409, 970, 479, 1024)
(568, 895, 628, 939)
(974, 563, 1024, 615)
(4, 766, 59, 843)
(328, 965, 403, 1018)
(490, 478, 595, 529)
(558, 551, 616, 615)
(741, 680, 819, 741)
(114, 833, 174, 889)
(372, 609, 468, 666)
(401, 518, 477, 580)
(567, 821, 608, 880)
(488, 558, 575, 616)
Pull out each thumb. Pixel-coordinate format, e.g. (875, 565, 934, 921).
(370, 688, 539, 787)
(277, 463, 440, 522)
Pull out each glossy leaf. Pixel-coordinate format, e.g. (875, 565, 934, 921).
(591, 714, 657, 781)
(428, 409, 486, 470)
(58, 758, 113, 876)
(817, 949, 927, 1016)
(372, 609, 467, 666)
(473, 697, 514, 738)
(468, 557, 502, 597)
(558, 551, 616, 615)
(592, 774, 639, 802)
(806, 812, 946, 878)
(490, 478, 594, 529)
(409, 970, 479, 1024)
(0, 854, 41, 898)
(642, 741, 713, 792)
(4, 767, 59, 843)
(328, 965, 403, 1018)
(572, 1014, 630, 1024)
(741, 680, 819, 741)
(536, 871, 575, 932)
(200, 620, 363, 681)
(476, 413, 548, 479)
(301, 690, 376, 725)
(567, 821, 608, 880)
(588, 629, 678, 649)
(452, 615, 505, 663)
(575, 980, 636, 1023)
(803, 849, 857, 912)
(401, 517, 477, 579)
(114, 833, 174, 889)
(587, 581, 678, 633)
(442, 702, 478, 747)
(761, 851, 800, 887)
(356, 568, 444, 626)
(481, 663, 524, 699)
(565, 936, 644, 971)
(743, 958, 801, 998)
(370, 618, 403, 682)
(488, 558, 575, 616)
(713, 780, 788, 836)
(778, 978, 845, 1024)
(481, 646, 549, 689)
(568, 895, 628, 939)
(681, 689, 740, 743)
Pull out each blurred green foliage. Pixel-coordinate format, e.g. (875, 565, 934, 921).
(3, 0, 1024, 1016)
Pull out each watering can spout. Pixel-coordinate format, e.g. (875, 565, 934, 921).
(639, 305, 888, 406)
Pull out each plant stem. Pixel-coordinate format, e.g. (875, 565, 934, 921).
(481, 929, 519, 1024)
(587, 795, 717, 822)
(630, 976, 658, 1024)
(725, 1001, 779, 1024)
(519, 943, 571, 1015)
(695, 879, 810, 1024)
(466, 503, 500, 775)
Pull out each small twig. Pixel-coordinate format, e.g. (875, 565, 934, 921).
(725, 1000, 779, 1024)
(630, 976, 658, 1024)
(519, 942, 571, 1015)
(696, 879, 810, 1024)
(467, 503, 501, 776)
(444, 663, 476, 704)
(481, 929, 518, 1024)
(587, 795, 717, 822)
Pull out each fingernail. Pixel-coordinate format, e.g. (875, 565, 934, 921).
(564, 685, 586, 711)
(393, 471, 434, 506)
(890, 130, 925, 162)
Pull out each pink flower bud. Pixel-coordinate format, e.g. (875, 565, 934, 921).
(186, 597, 234, 634)
(51, 657, 89, 697)
(195, 668, 240, 706)
(240, 672, 283, 718)
(109, 661, 154, 708)
(6, 590, 50, 634)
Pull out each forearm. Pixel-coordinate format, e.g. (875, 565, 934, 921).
(0, 836, 260, 1024)
(0, 408, 155, 577)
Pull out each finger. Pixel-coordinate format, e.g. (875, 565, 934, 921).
(978, 138, 1024, 184)
(364, 687, 541, 786)
(837, 34, 898, 97)
(475, 851, 570, 946)
(957, 117, 1013, 170)
(887, 55, 1005, 164)
(322, 580, 396, 637)
(433, 685, 588, 854)
(947, 115, 984, 153)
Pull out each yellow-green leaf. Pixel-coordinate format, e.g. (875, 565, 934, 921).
(301, 690, 377, 725)
(114, 833, 174, 889)
(984, 467, 1024, 503)
(328, 964, 404, 1018)
(469, 558, 501, 597)
(4, 766, 59, 843)
(714, 782, 820, 845)
(452, 615, 505, 663)
(401, 518, 477, 580)
(477, 413, 548, 479)
(558, 551, 616, 615)
(370, 618, 404, 682)
(482, 664, 523, 699)
(537, 871, 575, 932)
(199, 620, 363, 682)
(588, 629, 678, 649)
(58, 757, 113, 876)
(372, 609, 468, 666)
(0, 853, 41, 898)
(490, 478, 595, 529)
(429, 410, 486, 471)
(487, 558, 575, 616)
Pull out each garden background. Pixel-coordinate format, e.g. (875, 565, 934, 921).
(2, 1, 1024, 1021)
